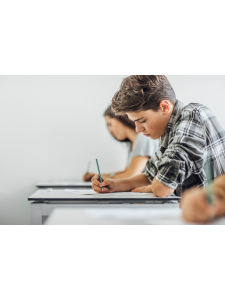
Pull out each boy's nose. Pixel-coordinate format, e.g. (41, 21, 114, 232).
(135, 123, 143, 133)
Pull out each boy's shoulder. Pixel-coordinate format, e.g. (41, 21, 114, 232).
(182, 102, 210, 113)
(178, 102, 213, 123)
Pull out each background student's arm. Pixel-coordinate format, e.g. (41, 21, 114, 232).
(101, 155, 149, 179)
(83, 156, 149, 181)
(101, 169, 128, 177)
(112, 156, 149, 179)
(83, 172, 97, 181)
(83, 171, 124, 181)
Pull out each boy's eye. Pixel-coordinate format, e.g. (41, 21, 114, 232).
(140, 120, 146, 124)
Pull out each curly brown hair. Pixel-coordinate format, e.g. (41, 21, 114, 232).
(111, 75, 176, 115)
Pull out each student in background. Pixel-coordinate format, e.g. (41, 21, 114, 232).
(181, 174, 225, 223)
(83, 99, 159, 181)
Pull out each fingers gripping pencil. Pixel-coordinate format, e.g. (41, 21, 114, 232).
(96, 159, 104, 190)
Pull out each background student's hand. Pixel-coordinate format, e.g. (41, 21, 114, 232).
(83, 172, 96, 182)
(181, 188, 216, 223)
(91, 175, 117, 193)
(131, 185, 152, 193)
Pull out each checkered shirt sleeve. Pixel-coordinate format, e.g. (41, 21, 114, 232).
(145, 107, 207, 190)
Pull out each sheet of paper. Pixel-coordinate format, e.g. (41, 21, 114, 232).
(92, 192, 155, 196)
(64, 189, 155, 196)
(65, 189, 96, 195)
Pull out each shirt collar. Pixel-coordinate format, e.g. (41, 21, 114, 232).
(160, 100, 185, 145)
(167, 99, 185, 130)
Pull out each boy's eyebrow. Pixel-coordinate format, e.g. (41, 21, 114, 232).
(133, 117, 145, 122)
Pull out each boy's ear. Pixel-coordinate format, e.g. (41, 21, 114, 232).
(160, 100, 170, 115)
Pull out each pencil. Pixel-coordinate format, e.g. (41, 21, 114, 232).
(96, 159, 104, 190)
(205, 158, 214, 204)
(85, 161, 91, 179)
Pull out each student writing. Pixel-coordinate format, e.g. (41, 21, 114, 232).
(83, 100, 158, 181)
(91, 75, 225, 197)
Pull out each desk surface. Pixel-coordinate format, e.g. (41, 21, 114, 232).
(28, 188, 180, 203)
(44, 204, 182, 225)
(36, 181, 92, 188)
(44, 204, 225, 225)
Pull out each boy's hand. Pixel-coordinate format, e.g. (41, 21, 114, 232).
(91, 175, 117, 193)
(83, 172, 95, 182)
(131, 185, 152, 193)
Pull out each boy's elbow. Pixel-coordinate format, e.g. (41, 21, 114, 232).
(154, 189, 169, 197)
(153, 184, 174, 198)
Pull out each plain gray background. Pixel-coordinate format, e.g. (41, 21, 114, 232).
(0, 75, 225, 225)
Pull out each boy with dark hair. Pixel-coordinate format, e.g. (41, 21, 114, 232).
(92, 75, 225, 197)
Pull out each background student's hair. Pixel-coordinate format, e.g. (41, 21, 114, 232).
(112, 75, 176, 115)
(104, 92, 135, 143)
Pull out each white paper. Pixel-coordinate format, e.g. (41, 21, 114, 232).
(64, 189, 155, 196)
(64, 189, 124, 196)
(93, 192, 155, 196)
(64, 189, 96, 195)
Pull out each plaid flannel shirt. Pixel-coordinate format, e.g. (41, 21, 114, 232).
(144, 100, 225, 196)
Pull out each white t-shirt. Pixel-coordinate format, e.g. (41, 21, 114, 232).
(127, 133, 159, 167)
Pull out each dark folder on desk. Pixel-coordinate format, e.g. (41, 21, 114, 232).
(29, 189, 180, 204)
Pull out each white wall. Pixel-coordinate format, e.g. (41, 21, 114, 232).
(167, 76, 225, 129)
(0, 75, 224, 224)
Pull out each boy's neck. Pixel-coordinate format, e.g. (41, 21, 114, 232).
(164, 102, 176, 134)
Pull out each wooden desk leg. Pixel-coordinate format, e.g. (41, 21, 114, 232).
(30, 203, 42, 225)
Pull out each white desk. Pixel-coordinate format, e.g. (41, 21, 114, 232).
(44, 205, 225, 225)
(44, 204, 183, 225)
(36, 181, 92, 188)
(29, 188, 180, 202)
(29, 189, 180, 225)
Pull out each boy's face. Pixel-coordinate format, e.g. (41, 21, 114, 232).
(126, 100, 173, 140)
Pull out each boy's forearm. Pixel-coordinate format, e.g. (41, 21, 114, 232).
(114, 174, 150, 192)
